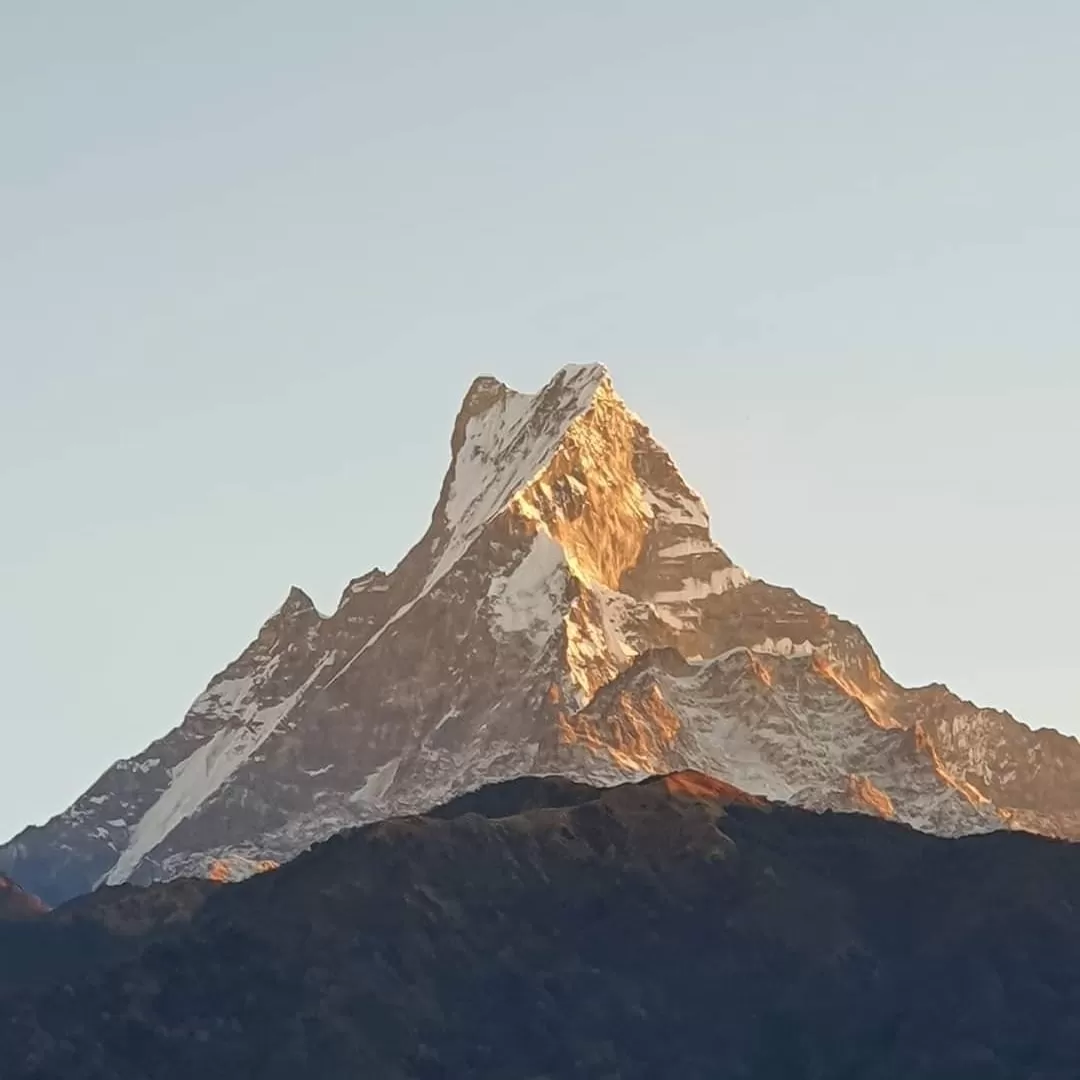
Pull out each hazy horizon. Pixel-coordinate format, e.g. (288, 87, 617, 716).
(2, 2, 1078, 840)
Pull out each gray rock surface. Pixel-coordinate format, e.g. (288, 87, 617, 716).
(5, 363, 1080, 904)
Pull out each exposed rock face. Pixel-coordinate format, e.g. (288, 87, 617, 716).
(5, 363, 1080, 904)
(7, 773, 1080, 1079)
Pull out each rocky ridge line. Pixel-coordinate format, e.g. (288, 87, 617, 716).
(4, 363, 1080, 904)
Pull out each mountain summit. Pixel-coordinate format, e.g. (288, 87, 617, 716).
(5, 364, 1080, 904)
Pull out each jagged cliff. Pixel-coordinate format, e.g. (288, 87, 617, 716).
(5, 364, 1080, 904)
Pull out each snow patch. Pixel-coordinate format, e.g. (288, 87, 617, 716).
(345, 573, 389, 597)
(191, 673, 258, 717)
(352, 757, 401, 805)
(488, 532, 567, 647)
(653, 566, 749, 604)
(327, 366, 607, 689)
(430, 364, 607, 591)
(429, 708, 459, 735)
(566, 596, 624, 702)
(104, 654, 335, 885)
(657, 539, 718, 559)
(753, 637, 815, 658)
(592, 585, 639, 665)
(113, 757, 161, 775)
(645, 488, 709, 529)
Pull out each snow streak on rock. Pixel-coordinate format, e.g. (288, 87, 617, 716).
(6, 363, 1080, 905)
(105, 655, 335, 885)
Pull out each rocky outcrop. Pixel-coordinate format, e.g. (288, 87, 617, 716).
(5, 363, 1080, 905)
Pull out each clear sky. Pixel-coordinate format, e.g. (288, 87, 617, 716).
(2, 2, 1078, 841)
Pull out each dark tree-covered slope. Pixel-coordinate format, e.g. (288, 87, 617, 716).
(4, 772, 1080, 1079)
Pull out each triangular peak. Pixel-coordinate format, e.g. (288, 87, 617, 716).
(425, 365, 617, 588)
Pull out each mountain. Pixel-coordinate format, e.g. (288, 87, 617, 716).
(6, 772, 1080, 1079)
(5, 363, 1080, 906)
(0, 873, 47, 920)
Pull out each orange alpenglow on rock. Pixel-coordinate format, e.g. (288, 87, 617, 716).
(661, 771, 770, 809)
(205, 859, 279, 884)
(5, 363, 1080, 906)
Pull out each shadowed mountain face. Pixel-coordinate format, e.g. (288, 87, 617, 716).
(4, 773, 1080, 1080)
(5, 364, 1080, 905)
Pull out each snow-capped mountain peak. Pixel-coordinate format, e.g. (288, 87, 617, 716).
(5, 365, 1080, 905)
(433, 364, 610, 583)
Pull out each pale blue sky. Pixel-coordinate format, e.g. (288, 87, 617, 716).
(2, 2, 1078, 840)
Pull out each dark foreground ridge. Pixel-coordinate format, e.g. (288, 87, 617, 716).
(4, 771, 1080, 1079)
(12, 365, 1080, 907)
